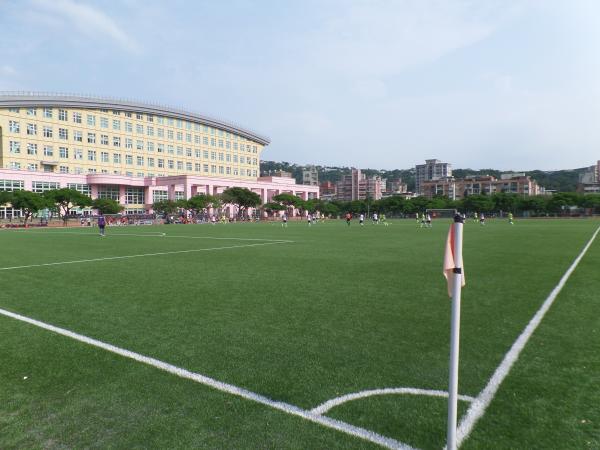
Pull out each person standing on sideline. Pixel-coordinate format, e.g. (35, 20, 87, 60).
(345, 212, 352, 226)
(97, 214, 106, 237)
(508, 212, 514, 225)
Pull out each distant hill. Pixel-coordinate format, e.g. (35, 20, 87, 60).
(260, 161, 588, 193)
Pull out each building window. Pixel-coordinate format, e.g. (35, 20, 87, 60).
(59, 166, 69, 173)
(101, 134, 109, 145)
(87, 133, 96, 144)
(43, 108, 53, 118)
(203, 136, 208, 145)
(100, 117, 109, 128)
(113, 153, 121, 164)
(27, 123, 37, 135)
(125, 187, 145, 204)
(88, 150, 96, 161)
(136, 156, 144, 166)
(59, 147, 69, 158)
(67, 183, 91, 196)
(186, 133, 192, 143)
(44, 145, 53, 157)
(27, 143, 38, 155)
(177, 161, 183, 170)
(157, 143, 164, 153)
(74, 149, 83, 160)
(158, 159, 164, 168)
(113, 119, 121, 131)
(219, 166, 224, 174)
(167, 130, 174, 140)
(43, 126, 53, 138)
(113, 136, 121, 147)
(28, 164, 39, 172)
(210, 138, 216, 147)
(27, 108, 37, 116)
(125, 121, 132, 132)
(153, 190, 168, 202)
(98, 185, 120, 200)
(226, 166, 231, 175)
(148, 157, 155, 167)
(203, 150, 209, 158)
(125, 155, 133, 165)
(73, 112, 82, 123)
(87, 115, 96, 126)
(32, 181, 60, 192)
(136, 113, 143, 120)
(218, 139, 224, 148)
(100, 151, 109, 162)
(136, 124, 143, 134)
(157, 128, 164, 138)
(218, 153, 224, 161)
(58, 109, 67, 121)
(176, 146, 183, 156)
(176, 131, 183, 141)
(9, 121, 20, 133)
(211, 151, 216, 160)
(195, 163, 201, 172)
(203, 164, 209, 173)
(59, 128, 68, 140)
(167, 160, 174, 169)
(147, 126, 154, 136)
(9, 162, 21, 170)
(136, 140, 143, 150)
(211, 165, 216, 174)
(147, 142, 155, 152)
(73, 131, 83, 142)
(125, 138, 133, 149)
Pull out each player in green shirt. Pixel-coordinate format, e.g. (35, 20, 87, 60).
(508, 212, 514, 225)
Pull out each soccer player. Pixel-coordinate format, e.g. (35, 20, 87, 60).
(345, 212, 352, 226)
(426, 213, 432, 228)
(381, 213, 389, 226)
(415, 212, 420, 224)
(479, 213, 486, 226)
(420, 213, 426, 228)
(282, 213, 288, 227)
(473, 212, 478, 223)
(508, 212, 514, 225)
(307, 214, 312, 226)
(372, 212, 378, 225)
(359, 213, 365, 226)
(97, 214, 106, 237)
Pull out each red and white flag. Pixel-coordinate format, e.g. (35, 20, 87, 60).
(443, 223, 465, 297)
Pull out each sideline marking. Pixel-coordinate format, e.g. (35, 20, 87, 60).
(311, 388, 475, 416)
(456, 225, 600, 448)
(0, 241, 289, 272)
(1, 229, 291, 243)
(0, 307, 414, 450)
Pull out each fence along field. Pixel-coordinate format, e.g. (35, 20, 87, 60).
(0, 219, 598, 449)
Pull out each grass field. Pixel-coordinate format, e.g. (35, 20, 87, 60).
(1, 218, 599, 449)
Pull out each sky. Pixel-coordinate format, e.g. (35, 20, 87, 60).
(0, 0, 599, 171)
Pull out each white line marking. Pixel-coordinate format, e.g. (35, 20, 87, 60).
(0, 307, 415, 450)
(1, 229, 291, 242)
(456, 225, 600, 448)
(311, 388, 475, 415)
(0, 241, 289, 271)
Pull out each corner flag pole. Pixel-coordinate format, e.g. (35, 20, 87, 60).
(447, 214, 464, 450)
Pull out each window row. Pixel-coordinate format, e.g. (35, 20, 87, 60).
(6, 108, 257, 144)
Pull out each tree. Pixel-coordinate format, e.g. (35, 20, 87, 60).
(152, 199, 178, 217)
(45, 188, 92, 225)
(0, 191, 13, 206)
(263, 202, 285, 216)
(272, 193, 303, 208)
(92, 198, 123, 215)
(185, 194, 220, 217)
(10, 191, 47, 225)
(221, 187, 261, 218)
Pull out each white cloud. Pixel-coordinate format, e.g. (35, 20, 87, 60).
(30, 0, 140, 53)
(0, 65, 17, 77)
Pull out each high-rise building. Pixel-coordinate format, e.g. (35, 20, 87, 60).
(421, 173, 544, 199)
(415, 159, 452, 195)
(577, 160, 600, 194)
(302, 166, 318, 186)
(335, 168, 383, 201)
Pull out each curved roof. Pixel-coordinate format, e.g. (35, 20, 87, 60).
(0, 91, 270, 145)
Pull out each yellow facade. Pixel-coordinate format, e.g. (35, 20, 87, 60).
(0, 105, 264, 179)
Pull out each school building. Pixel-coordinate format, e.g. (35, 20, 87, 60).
(0, 92, 318, 218)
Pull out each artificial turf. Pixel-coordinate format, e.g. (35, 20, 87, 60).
(0, 218, 598, 449)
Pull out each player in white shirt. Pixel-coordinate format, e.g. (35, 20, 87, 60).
(359, 214, 365, 226)
(426, 213, 432, 228)
(372, 212, 379, 224)
(282, 213, 288, 227)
